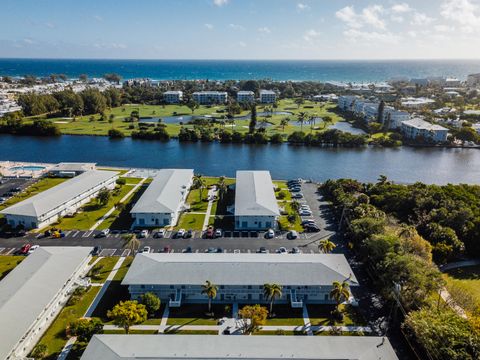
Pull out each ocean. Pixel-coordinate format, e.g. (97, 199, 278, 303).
(0, 58, 480, 82)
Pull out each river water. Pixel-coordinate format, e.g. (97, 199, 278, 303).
(0, 135, 479, 184)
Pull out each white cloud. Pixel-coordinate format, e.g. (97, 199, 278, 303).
(204, 23, 214, 30)
(93, 15, 103, 21)
(258, 27, 271, 34)
(410, 12, 434, 25)
(441, 0, 480, 33)
(23, 38, 34, 44)
(44, 22, 55, 29)
(111, 43, 127, 49)
(336, 6, 361, 28)
(391, 3, 412, 13)
(303, 29, 321, 41)
(434, 24, 454, 32)
(336, 5, 385, 30)
(229, 23, 245, 30)
(297, 3, 310, 11)
(362, 5, 385, 29)
(343, 29, 400, 44)
(238, 41, 247, 47)
(213, 0, 228, 7)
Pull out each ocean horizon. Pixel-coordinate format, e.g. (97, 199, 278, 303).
(1, 58, 480, 82)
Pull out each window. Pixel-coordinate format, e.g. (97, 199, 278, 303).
(242, 221, 247, 228)
(139, 218, 145, 225)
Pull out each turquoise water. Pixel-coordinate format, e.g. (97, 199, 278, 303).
(1, 59, 480, 82)
(9, 165, 46, 171)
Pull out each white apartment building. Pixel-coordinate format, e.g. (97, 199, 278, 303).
(259, 89, 276, 104)
(383, 108, 410, 129)
(401, 97, 435, 108)
(401, 118, 449, 143)
(163, 91, 183, 104)
(337, 95, 358, 111)
(130, 169, 193, 227)
(192, 91, 228, 104)
(236, 90, 255, 103)
(0, 170, 118, 229)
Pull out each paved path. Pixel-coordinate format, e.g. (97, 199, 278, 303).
(57, 336, 77, 360)
(202, 187, 218, 231)
(159, 305, 170, 333)
(302, 304, 313, 336)
(440, 259, 480, 272)
(84, 256, 126, 317)
(89, 178, 146, 231)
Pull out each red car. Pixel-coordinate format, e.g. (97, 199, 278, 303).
(163, 246, 171, 253)
(20, 243, 31, 255)
(206, 226, 215, 239)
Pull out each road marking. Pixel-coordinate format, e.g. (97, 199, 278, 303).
(121, 249, 131, 257)
(195, 249, 199, 253)
(247, 249, 251, 253)
(36, 234, 43, 239)
(114, 233, 120, 238)
(71, 231, 79, 237)
(170, 249, 175, 253)
(83, 231, 93, 238)
(99, 248, 115, 257)
(6, 248, 16, 255)
(0, 248, 5, 254)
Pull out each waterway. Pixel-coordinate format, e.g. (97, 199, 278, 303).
(0, 135, 479, 184)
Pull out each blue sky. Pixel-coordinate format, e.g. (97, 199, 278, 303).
(1, 0, 480, 59)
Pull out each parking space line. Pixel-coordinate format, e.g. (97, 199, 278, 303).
(195, 249, 199, 253)
(82, 231, 93, 238)
(6, 248, 16, 255)
(121, 249, 131, 257)
(71, 231, 79, 237)
(0, 248, 4, 254)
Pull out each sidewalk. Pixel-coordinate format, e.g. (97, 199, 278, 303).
(202, 187, 218, 231)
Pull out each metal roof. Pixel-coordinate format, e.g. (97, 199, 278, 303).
(0, 170, 118, 218)
(81, 335, 399, 360)
(122, 253, 358, 286)
(0, 247, 92, 360)
(234, 171, 279, 217)
(130, 169, 193, 214)
(402, 118, 448, 131)
(50, 162, 97, 172)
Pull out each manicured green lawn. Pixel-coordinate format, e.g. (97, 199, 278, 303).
(34, 286, 100, 360)
(112, 256, 133, 281)
(255, 330, 306, 336)
(444, 265, 480, 304)
(166, 304, 231, 326)
(0, 256, 24, 280)
(273, 180, 292, 201)
(240, 304, 304, 326)
(307, 304, 366, 326)
(53, 179, 134, 230)
(89, 257, 119, 283)
(175, 213, 206, 230)
(103, 329, 158, 334)
(164, 329, 218, 335)
(277, 201, 303, 231)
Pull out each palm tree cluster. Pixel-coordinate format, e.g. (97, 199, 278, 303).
(263, 283, 283, 315)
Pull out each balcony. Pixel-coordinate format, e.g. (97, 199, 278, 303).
(289, 289, 303, 308)
(169, 289, 182, 307)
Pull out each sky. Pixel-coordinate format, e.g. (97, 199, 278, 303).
(1, 0, 480, 60)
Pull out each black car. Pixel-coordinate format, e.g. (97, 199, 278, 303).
(304, 225, 320, 232)
(184, 246, 193, 253)
(184, 229, 193, 239)
(92, 245, 102, 256)
(216, 247, 223, 253)
(301, 220, 316, 226)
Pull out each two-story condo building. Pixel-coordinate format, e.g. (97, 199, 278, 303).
(122, 253, 358, 308)
(192, 91, 228, 104)
(163, 91, 183, 104)
(236, 90, 255, 103)
(383, 108, 410, 129)
(337, 95, 358, 111)
(234, 170, 279, 230)
(401, 118, 449, 143)
(0, 170, 118, 229)
(259, 89, 276, 103)
(130, 169, 193, 227)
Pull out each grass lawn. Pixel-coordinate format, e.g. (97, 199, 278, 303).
(0, 256, 24, 280)
(307, 304, 366, 326)
(34, 286, 100, 360)
(444, 265, 480, 305)
(0, 177, 67, 214)
(256, 330, 307, 336)
(112, 256, 133, 281)
(53, 179, 134, 230)
(273, 180, 292, 201)
(103, 329, 158, 334)
(164, 329, 218, 335)
(166, 303, 231, 326)
(277, 201, 303, 232)
(88, 257, 119, 283)
(241, 304, 304, 326)
(175, 213, 206, 230)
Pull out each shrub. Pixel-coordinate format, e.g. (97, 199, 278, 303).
(108, 128, 125, 138)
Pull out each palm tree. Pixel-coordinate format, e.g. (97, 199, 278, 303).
(377, 174, 389, 185)
(318, 239, 336, 254)
(201, 280, 218, 314)
(192, 174, 206, 202)
(280, 118, 289, 132)
(263, 283, 283, 315)
(123, 234, 140, 253)
(290, 200, 300, 213)
(297, 111, 307, 131)
(217, 176, 228, 201)
(330, 280, 351, 311)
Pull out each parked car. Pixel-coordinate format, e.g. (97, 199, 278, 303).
(304, 225, 320, 232)
(19, 244, 31, 255)
(258, 247, 268, 254)
(28, 245, 39, 254)
(223, 326, 232, 335)
(206, 247, 217, 253)
(138, 229, 149, 238)
(0, 197, 6, 203)
(265, 228, 275, 239)
(277, 247, 287, 254)
(206, 226, 215, 239)
(95, 229, 109, 238)
(287, 231, 298, 240)
(292, 193, 303, 199)
(92, 245, 102, 256)
(176, 229, 186, 238)
(184, 229, 193, 239)
(142, 246, 151, 253)
(216, 247, 223, 253)
(291, 247, 301, 254)
(215, 229, 223, 238)
(301, 219, 316, 226)
(299, 210, 312, 216)
(300, 205, 311, 210)
(163, 246, 171, 253)
(290, 187, 301, 193)
(153, 229, 165, 238)
(183, 246, 192, 253)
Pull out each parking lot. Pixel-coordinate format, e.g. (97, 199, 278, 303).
(0, 178, 32, 202)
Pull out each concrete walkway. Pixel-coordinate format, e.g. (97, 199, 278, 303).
(84, 257, 126, 317)
(202, 187, 218, 231)
(158, 305, 170, 333)
(89, 178, 146, 231)
(56, 336, 77, 360)
(302, 304, 313, 336)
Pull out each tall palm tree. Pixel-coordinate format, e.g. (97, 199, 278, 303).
(217, 176, 228, 201)
(123, 234, 140, 253)
(280, 118, 289, 132)
(201, 280, 218, 313)
(330, 280, 351, 311)
(263, 283, 283, 315)
(297, 111, 307, 132)
(192, 174, 206, 202)
(318, 239, 336, 254)
(290, 200, 300, 213)
(377, 174, 389, 185)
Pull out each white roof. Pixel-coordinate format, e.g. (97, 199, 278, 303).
(0, 170, 118, 218)
(81, 335, 398, 360)
(130, 169, 193, 214)
(50, 162, 96, 172)
(0, 247, 92, 360)
(402, 118, 448, 131)
(122, 253, 358, 286)
(164, 91, 183, 95)
(260, 89, 276, 94)
(234, 170, 279, 217)
(237, 91, 254, 95)
(193, 91, 227, 95)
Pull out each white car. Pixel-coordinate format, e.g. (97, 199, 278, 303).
(153, 229, 165, 238)
(176, 229, 186, 238)
(142, 246, 151, 253)
(28, 245, 39, 254)
(266, 228, 275, 239)
(300, 205, 311, 210)
(215, 229, 223, 238)
(292, 193, 303, 199)
(277, 247, 287, 254)
(139, 230, 149, 238)
(299, 210, 313, 216)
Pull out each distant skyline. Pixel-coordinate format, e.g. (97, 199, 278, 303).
(1, 0, 480, 60)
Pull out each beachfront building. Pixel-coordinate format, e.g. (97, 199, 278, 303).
(383, 108, 411, 129)
(0, 247, 92, 360)
(49, 162, 96, 178)
(123, 253, 358, 308)
(81, 335, 398, 360)
(130, 169, 193, 228)
(337, 95, 358, 111)
(234, 170, 279, 230)
(401, 97, 435, 109)
(163, 90, 183, 104)
(0, 170, 118, 229)
(236, 90, 255, 103)
(192, 91, 228, 105)
(259, 89, 276, 103)
(401, 118, 449, 143)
